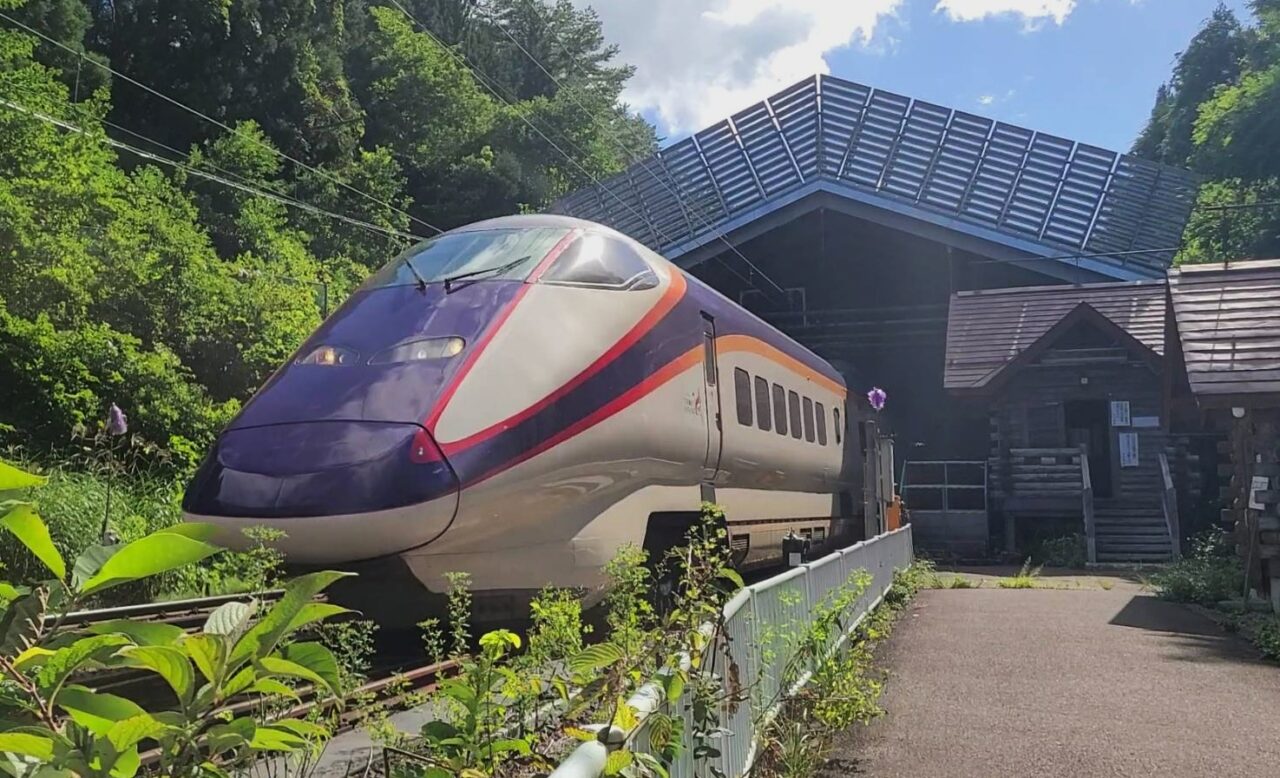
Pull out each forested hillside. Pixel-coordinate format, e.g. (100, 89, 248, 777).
(1134, 0, 1280, 264)
(0, 0, 655, 466)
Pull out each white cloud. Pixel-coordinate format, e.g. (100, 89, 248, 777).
(934, 0, 1077, 27)
(575, 0, 904, 135)
(977, 94, 996, 105)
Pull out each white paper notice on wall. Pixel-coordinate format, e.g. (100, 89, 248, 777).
(1119, 432, 1139, 467)
(1250, 476, 1270, 511)
(1131, 416, 1160, 429)
(1110, 401, 1132, 427)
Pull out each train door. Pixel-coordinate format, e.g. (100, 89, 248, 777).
(700, 314, 723, 481)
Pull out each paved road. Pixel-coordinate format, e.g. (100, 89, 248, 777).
(826, 585, 1280, 777)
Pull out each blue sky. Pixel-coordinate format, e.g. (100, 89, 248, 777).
(829, 0, 1251, 151)
(584, 0, 1254, 154)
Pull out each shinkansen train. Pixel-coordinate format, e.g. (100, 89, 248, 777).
(183, 215, 885, 621)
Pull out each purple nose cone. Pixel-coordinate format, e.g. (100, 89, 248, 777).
(182, 421, 458, 518)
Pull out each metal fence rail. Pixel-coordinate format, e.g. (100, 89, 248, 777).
(548, 526, 915, 778)
(552, 74, 1197, 279)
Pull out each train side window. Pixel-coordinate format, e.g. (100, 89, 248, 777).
(734, 368, 752, 426)
(802, 397, 815, 443)
(788, 391, 802, 439)
(816, 402, 828, 446)
(833, 408, 842, 444)
(754, 376, 772, 432)
(772, 384, 788, 436)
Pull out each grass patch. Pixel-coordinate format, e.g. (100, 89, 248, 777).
(997, 559, 1045, 589)
(930, 574, 979, 589)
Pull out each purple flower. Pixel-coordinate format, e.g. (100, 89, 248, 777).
(106, 403, 128, 436)
(867, 387, 887, 412)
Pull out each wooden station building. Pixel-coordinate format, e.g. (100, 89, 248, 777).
(552, 74, 1202, 562)
(1167, 259, 1280, 608)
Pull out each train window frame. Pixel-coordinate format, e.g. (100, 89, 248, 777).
(788, 391, 802, 440)
(538, 232, 659, 291)
(772, 383, 788, 437)
(734, 368, 752, 427)
(802, 397, 815, 443)
(834, 407, 842, 444)
(816, 402, 828, 446)
(754, 376, 771, 432)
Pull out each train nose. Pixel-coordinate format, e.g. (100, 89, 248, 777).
(182, 420, 458, 520)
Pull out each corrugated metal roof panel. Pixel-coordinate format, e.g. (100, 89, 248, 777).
(553, 75, 1199, 280)
(944, 281, 1168, 390)
(1168, 259, 1280, 398)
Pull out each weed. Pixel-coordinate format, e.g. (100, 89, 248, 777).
(417, 616, 447, 666)
(602, 542, 655, 659)
(444, 571, 473, 657)
(930, 574, 978, 589)
(1150, 529, 1244, 605)
(526, 586, 590, 668)
(1097, 579, 1115, 591)
(997, 559, 1044, 589)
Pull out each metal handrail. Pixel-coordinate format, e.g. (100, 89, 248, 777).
(1080, 444, 1096, 564)
(547, 527, 915, 778)
(1158, 451, 1182, 560)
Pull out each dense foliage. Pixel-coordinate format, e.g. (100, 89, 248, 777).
(1134, 1, 1280, 263)
(0, 0, 654, 468)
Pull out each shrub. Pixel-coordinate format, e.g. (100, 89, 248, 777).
(1150, 529, 1244, 605)
(1037, 533, 1087, 568)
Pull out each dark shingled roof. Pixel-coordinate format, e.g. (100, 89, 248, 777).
(1168, 258, 1280, 402)
(945, 280, 1167, 391)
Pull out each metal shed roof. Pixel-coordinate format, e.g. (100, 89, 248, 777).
(944, 281, 1167, 391)
(1168, 259, 1280, 402)
(552, 74, 1198, 281)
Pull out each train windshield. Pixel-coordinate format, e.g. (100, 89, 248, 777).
(363, 227, 569, 289)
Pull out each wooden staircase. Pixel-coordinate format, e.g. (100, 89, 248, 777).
(1093, 499, 1175, 563)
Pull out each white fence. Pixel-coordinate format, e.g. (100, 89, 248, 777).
(549, 525, 915, 778)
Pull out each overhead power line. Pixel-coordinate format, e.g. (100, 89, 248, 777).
(0, 10, 444, 237)
(0, 96, 429, 242)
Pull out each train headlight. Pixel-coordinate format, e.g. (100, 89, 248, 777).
(369, 336, 465, 364)
(297, 345, 358, 366)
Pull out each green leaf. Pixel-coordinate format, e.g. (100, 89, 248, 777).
(256, 656, 328, 692)
(36, 635, 132, 697)
(269, 719, 328, 742)
(0, 732, 54, 760)
(85, 619, 184, 647)
(487, 738, 532, 757)
(0, 582, 24, 603)
(72, 545, 122, 590)
(204, 719, 255, 757)
(117, 646, 194, 702)
(663, 672, 686, 704)
(109, 745, 141, 778)
(0, 461, 45, 491)
(603, 749, 633, 776)
(569, 642, 624, 675)
(55, 686, 146, 735)
(0, 504, 65, 580)
(183, 634, 224, 684)
(248, 726, 307, 751)
(246, 678, 299, 701)
(203, 600, 256, 639)
(718, 567, 746, 590)
(0, 593, 44, 655)
(13, 645, 54, 670)
(283, 602, 350, 634)
(106, 714, 169, 751)
(229, 570, 352, 666)
(281, 642, 341, 695)
(222, 666, 257, 698)
(78, 533, 222, 596)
